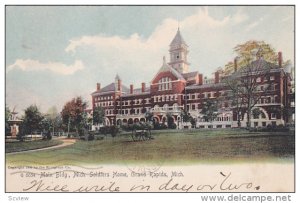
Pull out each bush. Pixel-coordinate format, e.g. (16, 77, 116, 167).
(154, 123, 168, 130)
(169, 123, 177, 129)
(88, 133, 95, 141)
(110, 126, 119, 137)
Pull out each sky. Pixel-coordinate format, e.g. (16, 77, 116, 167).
(5, 6, 294, 114)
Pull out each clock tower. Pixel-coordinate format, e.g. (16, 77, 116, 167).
(168, 28, 190, 73)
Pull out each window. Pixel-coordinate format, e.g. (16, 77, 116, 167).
(254, 122, 258, 127)
(262, 122, 266, 127)
(271, 113, 276, 119)
(270, 76, 275, 81)
(256, 77, 261, 83)
(191, 104, 195, 110)
(270, 96, 275, 103)
(158, 77, 172, 91)
(270, 84, 276, 91)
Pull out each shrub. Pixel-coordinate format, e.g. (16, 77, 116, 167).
(153, 123, 168, 130)
(169, 123, 177, 129)
(88, 133, 95, 141)
(110, 126, 120, 137)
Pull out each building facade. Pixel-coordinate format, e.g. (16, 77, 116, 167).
(91, 29, 293, 128)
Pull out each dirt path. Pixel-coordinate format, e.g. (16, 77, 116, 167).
(7, 138, 76, 155)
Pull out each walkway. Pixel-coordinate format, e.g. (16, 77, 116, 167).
(7, 138, 76, 155)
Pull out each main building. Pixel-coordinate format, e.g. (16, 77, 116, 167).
(91, 29, 294, 129)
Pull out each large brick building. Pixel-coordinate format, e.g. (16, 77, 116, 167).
(91, 29, 294, 128)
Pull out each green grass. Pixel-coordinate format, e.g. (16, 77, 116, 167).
(5, 139, 63, 153)
(6, 129, 294, 166)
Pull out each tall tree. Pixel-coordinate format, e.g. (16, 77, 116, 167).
(227, 59, 272, 128)
(223, 77, 246, 127)
(93, 106, 105, 125)
(22, 105, 44, 134)
(223, 40, 280, 75)
(45, 106, 62, 134)
(200, 100, 218, 124)
(61, 97, 87, 134)
(5, 106, 11, 135)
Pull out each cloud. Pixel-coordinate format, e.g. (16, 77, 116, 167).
(245, 17, 264, 31)
(64, 7, 248, 84)
(7, 59, 84, 75)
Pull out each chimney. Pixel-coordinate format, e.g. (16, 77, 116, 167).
(96, 83, 101, 91)
(278, 52, 282, 68)
(117, 79, 121, 91)
(198, 74, 203, 85)
(234, 58, 238, 72)
(141, 82, 146, 93)
(130, 84, 134, 94)
(215, 71, 220, 84)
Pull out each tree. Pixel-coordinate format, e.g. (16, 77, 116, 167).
(5, 106, 11, 136)
(181, 110, 191, 122)
(201, 100, 218, 124)
(45, 106, 62, 135)
(223, 40, 278, 128)
(61, 97, 87, 135)
(223, 41, 283, 75)
(234, 40, 278, 67)
(234, 60, 272, 128)
(22, 105, 44, 134)
(252, 108, 262, 119)
(166, 113, 175, 128)
(145, 111, 153, 122)
(223, 77, 246, 127)
(93, 106, 105, 125)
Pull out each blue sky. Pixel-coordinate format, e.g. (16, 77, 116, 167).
(6, 6, 294, 113)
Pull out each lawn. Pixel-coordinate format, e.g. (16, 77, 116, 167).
(5, 139, 63, 153)
(6, 129, 294, 166)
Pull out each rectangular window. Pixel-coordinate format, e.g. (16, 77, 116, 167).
(256, 77, 261, 83)
(225, 125, 231, 128)
(192, 104, 195, 110)
(262, 122, 266, 127)
(271, 113, 276, 119)
(254, 122, 258, 127)
(217, 125, 222, 128)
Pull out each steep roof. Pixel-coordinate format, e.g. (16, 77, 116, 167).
(151, 56, 186, 83)
(182, 71, 199, 80)
(91, 82, 129, 95)
(170, 29, 188, 47)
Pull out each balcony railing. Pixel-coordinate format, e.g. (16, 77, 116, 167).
(150, 106, 183, 113)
